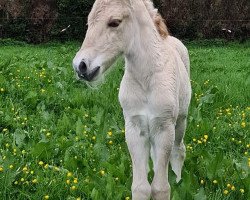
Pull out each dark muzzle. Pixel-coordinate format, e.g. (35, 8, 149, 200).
(78, 61, 100, 81)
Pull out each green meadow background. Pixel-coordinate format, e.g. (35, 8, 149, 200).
(0, 40, 249, 200)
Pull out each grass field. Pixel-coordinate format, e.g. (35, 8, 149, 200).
(0, 40, 249, 200)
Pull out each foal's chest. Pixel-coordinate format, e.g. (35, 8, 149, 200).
(119, 83, 176, 136)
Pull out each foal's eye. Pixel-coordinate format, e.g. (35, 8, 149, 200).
(108, 19, 122, 28)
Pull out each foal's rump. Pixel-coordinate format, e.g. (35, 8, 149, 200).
(167, 36, 190, 76)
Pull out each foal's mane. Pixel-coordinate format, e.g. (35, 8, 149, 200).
(142, 0, 169, 39)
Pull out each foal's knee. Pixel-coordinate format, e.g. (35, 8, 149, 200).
(132, 182, 151, 200)
(151, 182, 170, 200)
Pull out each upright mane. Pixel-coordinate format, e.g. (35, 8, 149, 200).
(142, 0, 169, 38)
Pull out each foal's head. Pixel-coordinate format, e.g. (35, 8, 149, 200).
(73, 0, 168, 82)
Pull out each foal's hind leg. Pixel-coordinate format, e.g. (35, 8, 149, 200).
(170, 115, 187, 182)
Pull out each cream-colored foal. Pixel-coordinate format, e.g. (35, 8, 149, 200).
(73, 0, 191, 199)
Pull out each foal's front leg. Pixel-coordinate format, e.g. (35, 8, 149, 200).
(125, 119, 151, 200)
(151, 120, 175, 200)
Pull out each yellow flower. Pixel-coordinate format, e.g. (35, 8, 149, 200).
(32, 179, 38, 184)
(14, 181, 18, 185)
(108, 140, 113, 145)
(41, 89, 46, 93)
(125, 197, 130, 200)
(76, 198, 81, 200)
(54, 166, 60, 171)
(204, 135, 208, 140)
(9, 165, 14, 169)
(71, 186, 76, 190)
(66, 180, 70, 184)
(192, 138, 197, 142)
(107, 131, 112, 136)
(0, 88, 4, 92)
(44, 195, 49, 199)
(92, 136, 96, 140)
(67, 172, 73, 177)
(213, 180, 218, 184)
(227, 183, 231, 188)
(200, 179, 205, 184)
(239, 188, 244, 194)
(198, 140, 202, 144)
(0, 167, 3, 172)
(100, 170, 105, 176)
(3, 128, 8, 132)
(5, 143, 10, 148)
(44, 164, 49, 169)
(30, 170, 34, 174)
(21, 178, 25, 182)
(231, 185, 235, 191)
(23, 167, 28, 172)
(73, 178, 78, 184)
(38, 161, 44, 166)
(223, 190, 229, 195)
(241, 122, 246, 128)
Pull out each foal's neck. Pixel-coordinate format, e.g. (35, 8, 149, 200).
(124, 27, 166, 85)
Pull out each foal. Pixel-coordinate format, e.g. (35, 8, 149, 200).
(73, 0, 191, 199)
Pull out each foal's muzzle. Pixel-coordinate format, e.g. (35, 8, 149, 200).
(77, 61, 100, 82)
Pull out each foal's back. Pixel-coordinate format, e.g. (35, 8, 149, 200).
(166, 36, 190, 76)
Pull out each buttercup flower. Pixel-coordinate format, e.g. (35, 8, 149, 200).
(223, 190, 229, 195)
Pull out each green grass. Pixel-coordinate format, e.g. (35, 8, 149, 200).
(0, 40, 249, 200)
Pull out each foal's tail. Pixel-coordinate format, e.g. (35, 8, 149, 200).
(170, 143, 186, 183)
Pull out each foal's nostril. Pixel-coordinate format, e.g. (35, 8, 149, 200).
(79, 60, 87, 74)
